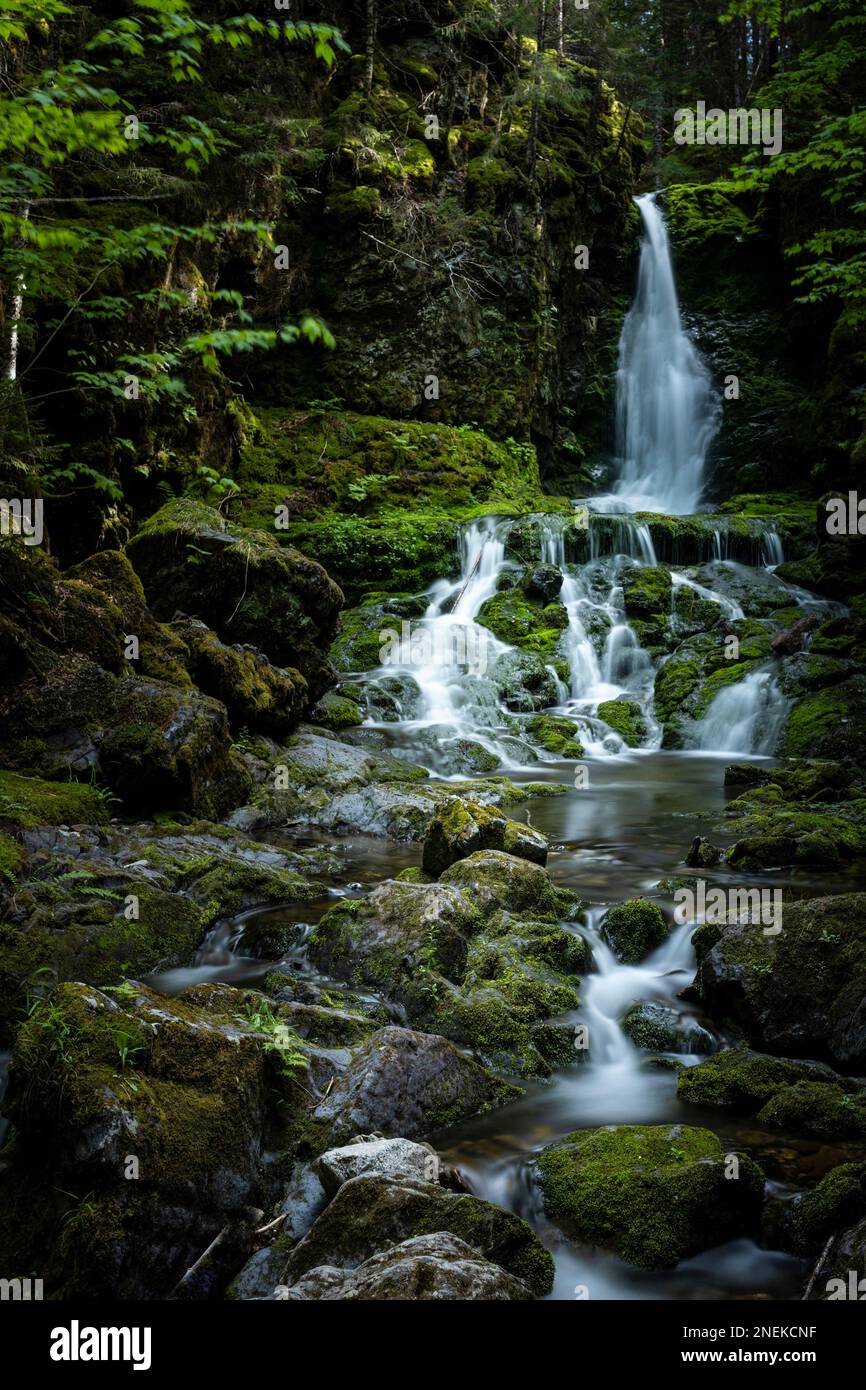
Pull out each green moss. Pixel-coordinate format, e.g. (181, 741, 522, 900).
(526, 714, 583, 758)
(535, 1123, 764, 1269)
(653, 655, 702, 726)
(676, 1048, 847, 1112)
(596, 698, 647, 748)
(782, 687, 853, 758)
(0, 771, 109, 829)
(601, 898, 668, 964)
(476, 588, 568, 659)
(756, 1081, 866, 1140)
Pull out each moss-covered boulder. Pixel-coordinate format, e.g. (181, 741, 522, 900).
(175, 618, 307, 735)
(313, 1025, 519, 1143)
(534, 1124, 764, 1269)
(721, 783, 866, 869)
(621, 565, 672, 650)
(677, 1047, 857, 1112)
(490, 649, 560, 712)
(601, 898, 669, 964)
(421, 797, 548, 877)
(308, 878, 480, 1019)
(769, 1162, 866, 1256)
(0, 770, 109, 830)
(691, 894, 866, 1069)
(781, 677, 866, 761)
(477, 587, 568, 660)
(280, 1173, 554, 1297)
(596, 698, 648, 748)
(526, 714, 584, 758)
(756, 1080, 866, 1141)
(439, 850, 574, 921)
(126, 499, 343, 704)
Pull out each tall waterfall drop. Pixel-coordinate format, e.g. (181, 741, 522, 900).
(612, 192, 719, 516)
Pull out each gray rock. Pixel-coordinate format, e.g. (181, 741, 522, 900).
(280, 1173, 553, 1295)
(313, 1026, 519, 1144)
(275, 1232, 533, 1300)
(316, 1136, 440, 1196)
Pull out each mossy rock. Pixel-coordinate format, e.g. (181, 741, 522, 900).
(126, 498, 344, 704)
(174, 618, 307, 736)
(309, 690, 362, 731)
(0, 770, 109, 829)
(439, 850, 574, 922)
(526, 714, 583, 758)
(600, 898, 669, 964)
(477, 587, 567, 660)
(534, 1123, 764, 1269)
(756, 1080, 866, 1141)
(596, 698, 647, 748)
(421, 797, 548, 878)
(676, 1048, 854, 1113)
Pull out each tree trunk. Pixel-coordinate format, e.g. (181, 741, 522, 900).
(364, 0, 378, 98)
(5, 204, 30, 381)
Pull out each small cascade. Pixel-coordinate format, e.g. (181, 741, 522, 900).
(611, 193, 719, 516)
(762, 529, 785, 568)
(693, 668, 789, 755)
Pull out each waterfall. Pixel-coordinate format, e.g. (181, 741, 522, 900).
(612, 193, 719, 516)
(694, 669, 789, 755)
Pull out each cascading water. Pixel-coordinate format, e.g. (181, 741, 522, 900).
(611, 193, 719, 516)
(694, 668, 789, 755)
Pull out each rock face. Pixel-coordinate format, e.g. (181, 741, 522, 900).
(422, 797, 548, 878)
(276, 1232, 534, 1301)
(534, 1124, 764, 1269)
(312, 1027, 519, 1144)
(279, 1173, 554, 1296)
(691, 893, 866, 1070)
(126, 499, 343, 703)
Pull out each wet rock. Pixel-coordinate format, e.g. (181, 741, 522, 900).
(685, 835, 722, 868)
(308, 689, 362, 731)
(276, 1231, 534, 1300)
(534, 1123, 764, 1269)
(690, 894, 866, 1069)
(422, 797, 548, 878)
(280, 1173, 554, 1295)
(526, 713, 584, 758)
(522, 564, 563, 604)
(600, 897, 669, 964)
(317, 1136, 440, 1196)
(312, 1026, 519, 1144)
(811, 1215, 866, 1300)
(596, 697, 648, 748)
(677, 1047, 858, 1113)
(490, 650, 560, 712)
(770, 1162, 866, 1257)
(756, 1080, 866, 1140)
(771, 613, 819, 657)
(621, 1003, 714, 1054)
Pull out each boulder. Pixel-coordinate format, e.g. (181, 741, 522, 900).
(422, 797, 548, 878)
(621, 1003, 714, 1054)
(276, 1232, 534, 1300)
(174, 618, 306, 735)
(439, 850, 573, 921)
(691, 894, 866, 1069)
(600, 898, 669, 964)
(126, 499, 343, 703)
(534, 1123, 764, 1269)
(280, 1173, 554, 1295)
(312, 1026, 519, 1143)
(316, 1136, 440, 1196)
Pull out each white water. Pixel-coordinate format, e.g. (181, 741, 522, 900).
(694, 668, 789, 755)
(612, 193, 719, 516)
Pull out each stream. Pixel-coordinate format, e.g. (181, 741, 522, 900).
(150, 192, 860, 1300)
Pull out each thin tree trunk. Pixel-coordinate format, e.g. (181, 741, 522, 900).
(364, 0, 378, 97)
(556, 0, 564, 59)
(5, 203, 30, 381)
